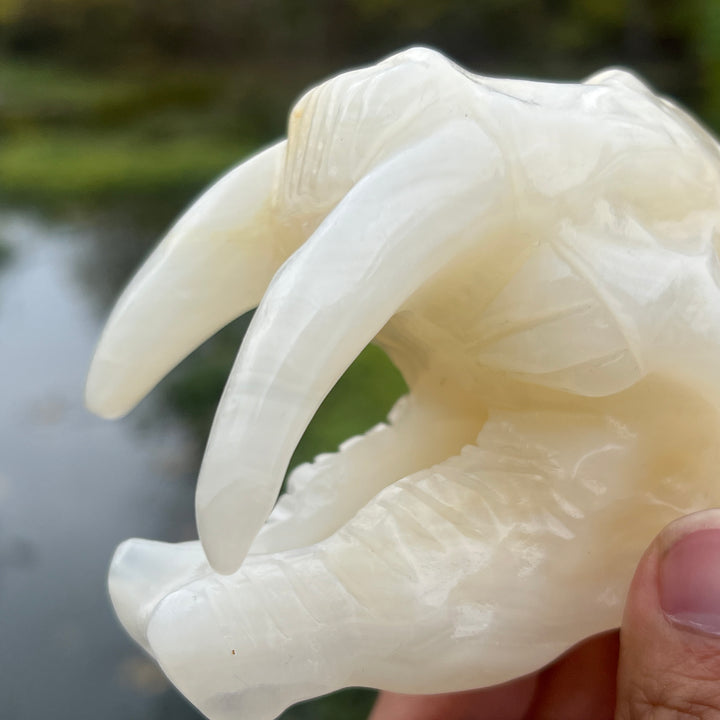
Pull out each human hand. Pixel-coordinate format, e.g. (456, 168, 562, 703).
(370, 509, 720, 720)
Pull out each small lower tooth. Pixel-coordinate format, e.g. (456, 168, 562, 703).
(250, 394, 483, 554)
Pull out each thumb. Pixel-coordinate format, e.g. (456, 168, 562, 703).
(617, 509, 720, 720)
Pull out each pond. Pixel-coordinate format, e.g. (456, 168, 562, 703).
(0, 210, 203, 719)
(0, 208, 382, 720)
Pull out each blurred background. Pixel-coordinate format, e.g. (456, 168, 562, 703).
(0, 1, 719, 719)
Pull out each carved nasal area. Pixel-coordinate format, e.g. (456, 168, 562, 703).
(279, 47, 471, 217)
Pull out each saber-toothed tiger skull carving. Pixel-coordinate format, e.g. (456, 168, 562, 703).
(86, 48, 720, 720)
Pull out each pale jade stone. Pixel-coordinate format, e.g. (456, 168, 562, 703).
(87, 48, 720, 720)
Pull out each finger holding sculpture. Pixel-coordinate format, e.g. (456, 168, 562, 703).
(86, 47, 720, 720)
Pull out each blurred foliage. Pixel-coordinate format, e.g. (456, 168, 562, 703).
(0, 57, 291, 209)
(0, 0, 716, 91)
(2, 0, 719, 210)
(697, 0, 720, 127)
(1, 131, 245, 204)
(279, 687, 376, 720)
(1, 2, 719, 719)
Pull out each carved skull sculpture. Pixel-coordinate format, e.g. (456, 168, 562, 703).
(86, 48, 720, 720)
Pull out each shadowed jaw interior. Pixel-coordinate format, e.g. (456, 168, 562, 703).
(87, 47, 720, 720)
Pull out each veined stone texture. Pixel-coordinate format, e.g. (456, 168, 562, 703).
(86, 48, 720, 720)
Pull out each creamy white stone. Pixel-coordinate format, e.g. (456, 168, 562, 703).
(87, 47, 720, 720)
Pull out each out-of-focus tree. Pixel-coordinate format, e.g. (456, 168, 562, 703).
(0, 0, 710, 79)
(695, 0, 720, 127)
(0, 0, 21, 23)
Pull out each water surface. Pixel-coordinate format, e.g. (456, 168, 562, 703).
(0, 211, 202, 720)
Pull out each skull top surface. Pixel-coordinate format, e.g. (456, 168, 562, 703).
(87, 48, 720, 720)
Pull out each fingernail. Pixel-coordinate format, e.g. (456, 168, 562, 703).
(660, 525, 720, 636)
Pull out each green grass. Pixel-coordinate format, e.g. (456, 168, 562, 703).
(0, 130, 246, 204)
(0, 57, 292, 208)
(289, 343, 408, 470)
(0, 58, 232, 131)
(0, 60, 146, 116)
